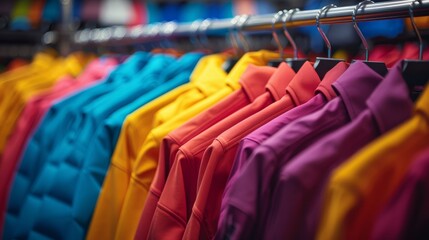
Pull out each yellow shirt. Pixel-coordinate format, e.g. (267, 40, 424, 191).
(0, 51, 56, 107)
(109, 50, 278, 240)
(87, 54, 228, 240)
(317, 86, 429, 240)
(0, 52, 90, 154)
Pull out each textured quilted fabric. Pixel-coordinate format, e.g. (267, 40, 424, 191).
(4, 52, 152, 239)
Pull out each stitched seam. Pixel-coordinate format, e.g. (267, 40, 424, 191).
(156, 202, 187, 227)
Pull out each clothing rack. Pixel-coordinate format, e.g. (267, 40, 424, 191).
(62, 0, 429, 47)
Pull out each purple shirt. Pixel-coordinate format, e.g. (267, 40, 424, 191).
(216, 61, 383, 240)
(223, 62, 348, 194)
(371, 147, 429, 240)
(263, 61, 413, 240)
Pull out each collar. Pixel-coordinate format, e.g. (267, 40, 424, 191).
(285, 61, 321, 105)
(31, 51, 56, 68)
(105, 52, 151, 83)
(332, 61, 383, 120)
(79, 57, 119, 81)
(316, 62, 349, 101)
(239, 65, 277, 102)
(160, 52, 203, 80)
(63, 52, 92, 77)
(225, 50, 279, 90)
(193, 54, 228, 96)
(265, 62, 296, 101)
(366, 61, 414, 133)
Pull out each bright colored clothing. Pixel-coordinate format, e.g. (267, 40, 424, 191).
(128, 50, 279, 240)
(4, 52, 151, 240)
(183, 62, 322, 240)
(217, 61, 383, 240)
(0, 58, 117, 236)
(371, 146, 429, 240)
(317, 69, 429, 240)
(263, 62, 412, 240)
(222, 62, 347, 193)
(0, 53, 90, 155)
(135, 63, 277, 240)
(147, 63, 284, 239)
(87, 54, 226, 240)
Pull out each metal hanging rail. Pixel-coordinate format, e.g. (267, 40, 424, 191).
(67, 0, 429, 46)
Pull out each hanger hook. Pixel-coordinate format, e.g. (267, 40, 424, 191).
(190, 20, 203, 49)
(229, 15, 241, 56)
(409, 0, 423, 60)
(198, 18, 212, 50)
(236, 14, 251, 54)
(272, 10, 286, 60)
(283, 8, 300, 59)
(353, 0, 374, 61)
(316, 4, 337, 58)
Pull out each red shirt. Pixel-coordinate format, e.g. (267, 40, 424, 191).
(184, 62, 324, 239)
(146, 63, 298, 240)
(147, 62, 317, 240)
(135, 64, 277, 239)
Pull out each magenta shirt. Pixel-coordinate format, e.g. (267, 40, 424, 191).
(216, 61, 384, 240)
(0, 58, 118, 235)
(263, 61, 413, 240)
(223, 62, 348, 196)
(371, 146, 429, 240)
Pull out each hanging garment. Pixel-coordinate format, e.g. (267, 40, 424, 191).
(148, 61, 317, 240)
(214, 62, 347, 240)
(222, 62, 347, 189)
(7, 53, 203, 240)
(317, 78, 429, 240)
(371, 146, 429, 240)
(134, 62, 277, 240)
(134, 63, 276, 240)
(183, 61, 322, 240)
(262, 61, 413, 240)
(129, 50, 279, 240)
(87, 53, 228, 240)
(0, 52, 56, 105)
(0, 57, 118, 236)
(0, 52, 90, 155)
(4, 52, 152, 240)
(132, 62, 278, 239)
(146, 63, 282, 239)
(186, 60, 345, 240)
(217, 61, 383, 240)
(29, 52, 203, 240)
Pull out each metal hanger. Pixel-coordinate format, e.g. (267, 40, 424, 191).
(402, 0, 429, 101)
(283, 8, 307, 72)
(223, 15, 250, 73)
(197, 19, 213, 52)
(268, 10, 287, 67)
(352, 0, 388, 76)
(235, 14, 251, 55)
(190, 20, 203, 50)
(313, 4, 345, 79)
